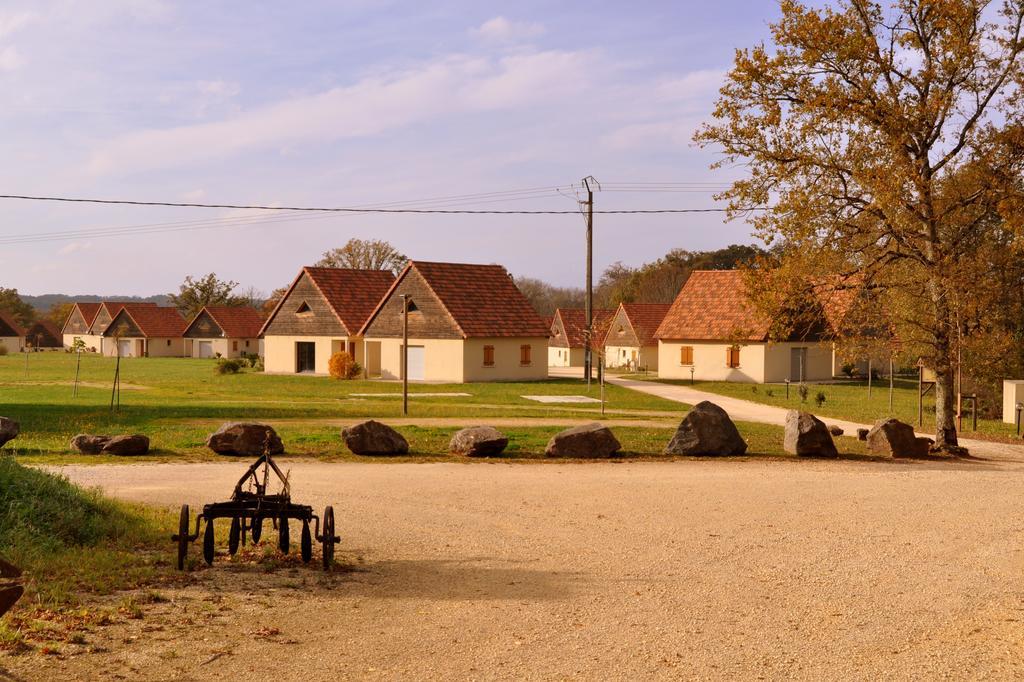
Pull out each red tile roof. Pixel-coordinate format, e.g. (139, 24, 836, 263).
(619, 303, 673, 346)
(191, 306, 265, 339)
(552, 308, 615, 348)
(0, 309, 25, 337)
(108, 305, 187, 338)
(261, 267, 396, 336)
(363, 261, 550, 338)
(655, 270, 770, 341)
(75, 302, 102, 327)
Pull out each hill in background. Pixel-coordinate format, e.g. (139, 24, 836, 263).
(22, 293, 171, 313)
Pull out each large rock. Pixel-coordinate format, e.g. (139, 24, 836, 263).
(342, 420, 409, 456)
(856, 428, 869, 441)
(102, 434, 150, 456)
(663, 401, 746, 456)
(866, 418, 931, 458)
(449, 426, 508, 457)
(0, 418, 19, 448)
(784, 411, 838, 458)
(828, 425, 844, 437)
(71, 434, 111, 454)
(545, 423, 621, 458)
(207, 423, 283, 456)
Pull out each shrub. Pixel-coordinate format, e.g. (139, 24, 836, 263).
(814, 391, 826, 407)
(215, 358, 242, 375)
(841, 362, 856, 378)
(751, 385, 758, 394)
(328, 351, 360, 380)
(765, 388, 774, 398)
(798, 383, 809, 403)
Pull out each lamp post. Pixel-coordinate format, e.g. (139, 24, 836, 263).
(1016, 403, 1023, 437)
(400, 294, 409, 416)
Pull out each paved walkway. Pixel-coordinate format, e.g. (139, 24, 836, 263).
(604, 374, 1024, 461)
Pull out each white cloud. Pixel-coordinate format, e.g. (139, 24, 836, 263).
(58, 241, 92, 255)
(656, 69, 726, 102)
(602, 117, 704, 151)
(181, 189, 206, 201)
(197, 80, 240, 97)
(0, 46, 24, 71)
(471, 16, 545, 44)
(88, 50, 596, 174)
(0, 10, 36, 39)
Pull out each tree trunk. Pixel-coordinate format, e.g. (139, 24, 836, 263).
(929, 290, 959, 450)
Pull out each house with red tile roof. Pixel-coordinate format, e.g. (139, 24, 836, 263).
(655, 270, 835, 383)
(24, 320, 63, 349)
(260, 266, 396, 374)
(603, 302, 673, 371)
(100, 304, 187, 358)
(183, 305, 265, 359)
(0, 310, 25, 354)
(61, 301, 158, 353)
(547, 308, 614, 368)
(359, 261, 550, 382)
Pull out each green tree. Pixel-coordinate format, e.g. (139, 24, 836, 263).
(316, 238, 407, 274)
(168, 274, 246, 319)
(696, 0, 1024, 452)
(0, 288, 35, 327)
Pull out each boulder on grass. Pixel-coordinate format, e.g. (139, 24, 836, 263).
(866, 419, 930, 458)
(663, 401, 746, 456)
(856, 428, 869, 441)
(207, 423, 283, 456)
(784, 410, 838, 458)
(545, 423, 621, 458)
(343, 420, 409, 456)
(828, 425, 844, 437)
(102, 434, 150, 456)
(449, 426, 508, 457)
(0, 417, 19, 448)
(71, 434, 111, 454)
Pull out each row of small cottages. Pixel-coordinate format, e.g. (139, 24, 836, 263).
(61, 302, 264, 359)
(0, 310, 65, 353)
(261, 261, 549, 382)
(549, 270, 850, 383)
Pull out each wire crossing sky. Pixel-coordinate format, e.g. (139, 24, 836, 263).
(0, 1, 782, 295)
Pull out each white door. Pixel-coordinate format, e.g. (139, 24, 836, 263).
(405, 345, 425, 381)
(198, 341, 214, 359)
(118, 340, 131, 357)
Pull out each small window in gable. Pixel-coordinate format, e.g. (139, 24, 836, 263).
(296, 301, 313, 317)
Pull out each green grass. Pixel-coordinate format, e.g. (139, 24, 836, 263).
(0, 457, 172, 652)
(633, 375, 1020, 442)
(0, 353, 683, 459)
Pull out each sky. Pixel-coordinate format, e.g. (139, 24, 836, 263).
(0, 0, 785, 297)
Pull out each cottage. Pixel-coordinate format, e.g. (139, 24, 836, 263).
(261, 267, 396, 374)
(655, 270, 834, 383)
(0, 310, 25, 354)
(184, 306, 264, 359)
(100, 305, 187, 357)
(24, 320, 62, 349)
(62, 301, 158, 353)
(603, 302, 672, 371)
(547, 308, 613, 368)
(360, 261, 550, 382)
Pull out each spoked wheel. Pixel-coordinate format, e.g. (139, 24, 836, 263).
(278, 516, 289, 554)
(175, 504, 189, 571)
(228, 518, 241, 555)
(251, 515, 263, 543)
(300, 521, 312, 563)
(321, 506, 335, 571)
(203, 519, 215, 565)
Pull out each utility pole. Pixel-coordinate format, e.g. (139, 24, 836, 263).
(581, 176, 598, 385)
(400, 294, 409, 416)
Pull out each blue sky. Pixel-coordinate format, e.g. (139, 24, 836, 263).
(0, 1, 783, 296)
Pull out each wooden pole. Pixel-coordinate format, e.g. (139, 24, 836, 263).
(888, 357, 893, 412)
(401, 294, 409, 416)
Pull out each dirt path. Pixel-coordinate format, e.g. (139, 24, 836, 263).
(7, 458, 1024, 680)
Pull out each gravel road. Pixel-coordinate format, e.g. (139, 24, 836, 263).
(10, 455, 1023, 681)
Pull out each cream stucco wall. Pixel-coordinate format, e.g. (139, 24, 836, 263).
(187, 337, 260, 359)
(463, 337, 548, 382)
(0, 336, 23, 353)
(658, 340, 834, 383)
(63, 333, 104, 352)
(548, 346, 583, 367)
(263, 335, 362, 375)
(374, 338, 464, 383)
(101, 337, 184, 358)
(605, 344, 659, 371)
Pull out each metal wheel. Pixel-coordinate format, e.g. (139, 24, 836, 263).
(228, 517, 241, 555)
(175, 504, 189, 571)
(278, 516, 289, 554)
(321, 506, 335, 571)
(251, 515, 263, 543)
(203, 519, 215, 565)
(300, 521, 312, 563)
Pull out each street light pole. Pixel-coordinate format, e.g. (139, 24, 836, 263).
(400, 294, 409, 416)
(582, 176, 598, 385)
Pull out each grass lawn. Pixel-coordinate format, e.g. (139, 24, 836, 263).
(631, 375, 1021, 443)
